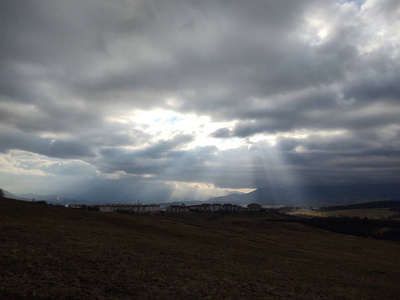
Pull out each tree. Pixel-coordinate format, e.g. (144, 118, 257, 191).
(0, 189, 4, 198)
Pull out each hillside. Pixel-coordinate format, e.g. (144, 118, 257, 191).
(209, 184, 400, 207)
(1, 197, 400, 299)
(2, 190, 23, 200)
(320, 200, 400, 211)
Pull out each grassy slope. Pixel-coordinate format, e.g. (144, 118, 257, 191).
(1, 198, 400, 300)
(288, 208, 400, 220)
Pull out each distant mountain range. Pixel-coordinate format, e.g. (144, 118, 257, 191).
(208, 184, 400, 207)
(3, 190, 21, 200)
(1, 190, 78, 206)
(2, 183, 400, 208)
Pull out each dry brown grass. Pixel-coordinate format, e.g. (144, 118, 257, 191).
(1, 198, 400, 299)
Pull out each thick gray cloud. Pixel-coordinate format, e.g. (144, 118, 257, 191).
(96, 134, 196, 175)
(0, 126, 95, 158)
(1, 0, 400, 201)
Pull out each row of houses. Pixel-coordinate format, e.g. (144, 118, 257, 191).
(68, 202, 263, 214)
(68, 203, 160, 214)
(167, 203, 263, 214)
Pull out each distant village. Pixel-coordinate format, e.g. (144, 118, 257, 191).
(68, 202, 265, 214)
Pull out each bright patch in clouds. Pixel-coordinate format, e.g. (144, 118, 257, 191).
(0, 150, 49, 176)
(168, 181, 254, 201)
(109, 109, 249, 150)
(1, 0, 400, 203)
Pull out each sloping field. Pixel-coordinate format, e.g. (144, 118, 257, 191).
(288, 208, 400, 220)
(1, 198, 400, 299)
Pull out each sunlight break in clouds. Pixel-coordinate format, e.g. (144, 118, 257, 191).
(0, 0, 400, 203)
(108, 109, 246, 151)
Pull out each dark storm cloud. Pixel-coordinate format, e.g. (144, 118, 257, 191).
(272, 131, 400, 186)
(1, 0, 400, 198)
(1, 0, 339, 110)
(0, 127, 95, 159)
(210, 128, 232, 139)
(138, 134, 194, 158)
(342, 74, 400, 103)
(96, 136, 214, 176)
(69, 0, 357, 117)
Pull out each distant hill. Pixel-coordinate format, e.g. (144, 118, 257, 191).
(207, 192, 249, 204)
(206, 184, 400, 207)
(321, 200, 400, 211)
(0, 189, 79, 206)
(206, 188, 303, 206)
(1, 190, 26, 200)
(16, 193, 59, 202)
(3, 183, 400, 207)
(159, 200, 204, 208)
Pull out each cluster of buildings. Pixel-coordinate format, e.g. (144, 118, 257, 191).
(167, 203, 263, 213)
(68, 203, 160, 213)
(68, 202, 264, 214)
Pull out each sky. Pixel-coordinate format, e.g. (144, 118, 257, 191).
(1, 0, 400, 203)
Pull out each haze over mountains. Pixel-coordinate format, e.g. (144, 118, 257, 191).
(4, 183, 400, 207)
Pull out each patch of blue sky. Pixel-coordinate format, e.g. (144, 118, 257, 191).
(338, 0, 365, 9)
(165, 116, 182, 124)
(154, 115, 183, 125)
